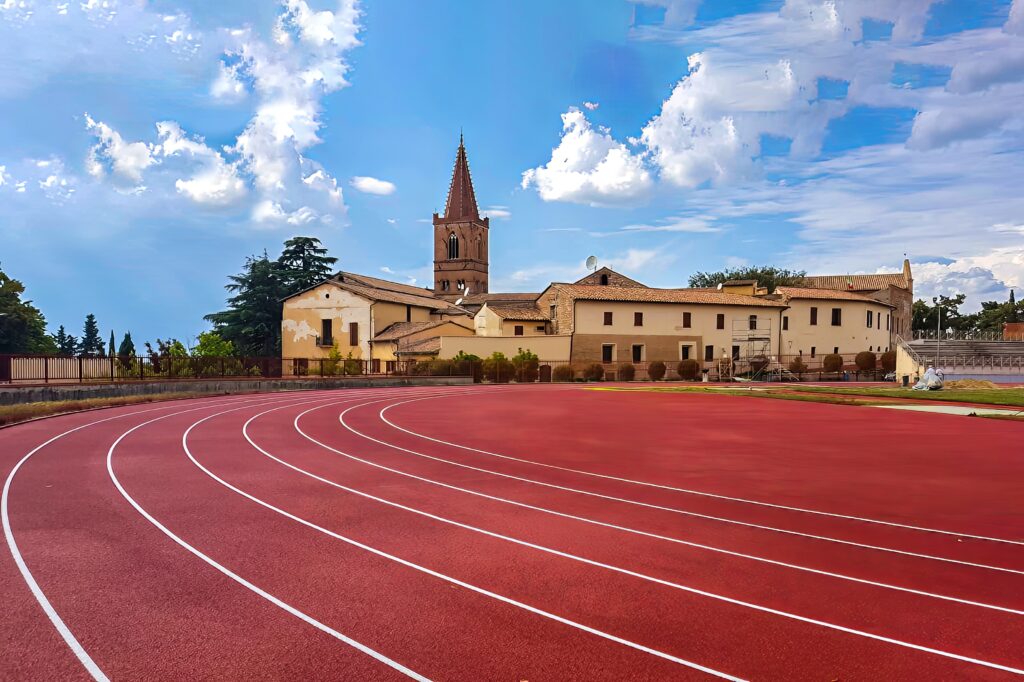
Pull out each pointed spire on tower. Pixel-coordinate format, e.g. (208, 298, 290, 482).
(443, 133, 480, 221)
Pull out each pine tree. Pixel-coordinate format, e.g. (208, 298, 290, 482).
(117, 332, 136, 360)
(277, 236, 337, 295)
(204, 253, 288, 356)
(78, 314, 103, 357)
(52, 325, 79, 355)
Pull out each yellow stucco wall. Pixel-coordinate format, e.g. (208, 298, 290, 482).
(780, 299, 893, 360)
(281, 284, 372, 359)
(371, 320, 475, 361)
(438, 335, 572, 361)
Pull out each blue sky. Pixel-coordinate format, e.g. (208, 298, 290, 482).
(1, 0, 1022, 346)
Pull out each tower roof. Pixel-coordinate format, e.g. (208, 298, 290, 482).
(442, 134, 480, 221)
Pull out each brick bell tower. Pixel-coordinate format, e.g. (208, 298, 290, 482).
(433, 134, 488, 298)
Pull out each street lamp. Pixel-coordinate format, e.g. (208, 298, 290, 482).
(932, 297, 943, 363)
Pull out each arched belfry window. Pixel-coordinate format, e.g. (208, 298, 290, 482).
(448, 233, 459, 260)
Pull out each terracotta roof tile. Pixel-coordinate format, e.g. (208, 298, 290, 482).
(395, 336, 441, 355)
(549, 284, 788, 308)
(486, 305, 549, 321)
(373, 320, 450, 341)
(776, 286, 895, 306)
(800, 273, 908, 291)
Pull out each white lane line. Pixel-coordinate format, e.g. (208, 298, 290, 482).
(380, 394, 1024, 547)
(105, 392, 433, 681)
(260, 400, 1022, 676)
(285, 402, 1024, 615)
(330, 398, 1024, 575)
(185, 400, 744, 681)
(1, 392, 296, 682)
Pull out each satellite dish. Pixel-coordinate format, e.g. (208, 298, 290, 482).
(585, 255, 598, 271)
(454, 297, 463, 306)
(716, 282, 723, 290)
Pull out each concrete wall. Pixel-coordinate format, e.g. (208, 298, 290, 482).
(780, 299, 893, 359)
(438, 335, 572, 361)
(0, 376, 473, 406)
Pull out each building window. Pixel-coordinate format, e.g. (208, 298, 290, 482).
(603, 311, 613, 326)
(811, 346, 816, 358)
(810, 307, 818, 325)
(514, 325, 524, 336)
(632, 344, 644, 363)
(877, 313, 881, 329)
(887, 314, 890, 330)
(349, 322, 359, 346)
(704, 345, 714, 361)
(440, 280, 450, 291)
(833, 346, 839, 354)
(447, 233, 459, 259)
(320, 319, 333, 346)
(867, 310, 873, 328)
(535, 325, 545, 332)
(600, 274, 609, 285)
(681, 345, 691, 360)
(716, 313, 725, 330)
(549, 305, 556, 320)
(602, 344, 614, 363)
(732, 345, 740, 360)
(457, 279, 465, 290)
(682, 312, 691, 328)
(749, 314, 757, 331)
(634, 312, 643, 326)
(782, 316, 789, 331)
(831, 308, 842, 326)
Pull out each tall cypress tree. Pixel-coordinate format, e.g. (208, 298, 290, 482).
(1010, 290, 1019, 324)
(117, 332, 136, 360)
(277, 236, 338, 295)
(78, 314, 103, 357)
(205, 253, 288, 356)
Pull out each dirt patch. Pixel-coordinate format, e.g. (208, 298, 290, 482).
(944, 379, 998, 390)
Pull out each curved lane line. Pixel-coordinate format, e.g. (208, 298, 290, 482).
(282, 398, 1024, 674)
(105, 391, 432, 681)
(2, 392, 293, 682)
(332, 396, 1024, 575)
(185, 398, 745, 681)
(380, 393, 1024, 546)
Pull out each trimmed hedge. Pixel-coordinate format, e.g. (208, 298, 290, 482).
(788, 356, 808, 373)
(823, 353, 844, 373)
(676, 359, 700, 381)
(618, 363, 636, 381)
(584, 363, 605, 381)
(855, 351, 877, 371)
(552, 365, 575, 382)
(880, 350, 896, 372)
(648, 360, 666, 381)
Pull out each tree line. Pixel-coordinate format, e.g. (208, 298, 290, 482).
(912, 291, 1020, 335)
(0, 236, 337, 359)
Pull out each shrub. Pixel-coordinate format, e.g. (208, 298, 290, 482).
(618, 363, 636, 381)
(451, 351, 481, 381)
(648, 360, 666, 381)
(552, 364, 575, 382)
(676, 359, 700, 381)
(482, 352, 514, 383)
(583, 363, 605, 381)
(823, 353, 844, 373)
(855, 351, 877, 371)
(428, 359, 455, 376)
(880, 350, 896, 372)
(511, 348, 539, 382)
(788, 356, 808, 374)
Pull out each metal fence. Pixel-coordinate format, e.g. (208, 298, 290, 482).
(0, 355, 470, 385)
(912, 329, 1021, 342)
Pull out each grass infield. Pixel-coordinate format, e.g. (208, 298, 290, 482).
(0, 393, 209, 427)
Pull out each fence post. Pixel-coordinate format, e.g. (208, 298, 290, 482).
(44, 356, 49, 384)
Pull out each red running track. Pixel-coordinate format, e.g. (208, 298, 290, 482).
(2, 385, 1022, 680)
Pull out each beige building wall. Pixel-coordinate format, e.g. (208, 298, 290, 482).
(438, 335, 572, 361)
(780, 299, 893, 360)
(473, 305, 548, 337)
(371, 321, 475, 362)
(572, 301, 784, 364)
(281, 284, 372, 359)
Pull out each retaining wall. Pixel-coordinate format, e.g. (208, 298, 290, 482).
(0, 376, 472, 406)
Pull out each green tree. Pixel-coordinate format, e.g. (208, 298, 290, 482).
(191, 330, 235, 357)
(277, 236, 337, 295)
(117, 332, 136, 360)
(912, 294, 972, 332)
(687, 265, 806, 293)
(52, 325, 79, 355)
(108, 330, 116, 358)
(204, 253, 287, 356)
(1009, 289, 1019, 324)
(77, 314, 104, 357)
(0, 268, 57, 354)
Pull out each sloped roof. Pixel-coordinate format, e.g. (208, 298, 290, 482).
(487, 305, 549, 321)
(373, 320, 452, 341)
(441, 134, 480, 221)
(395, 336, 441, 355)
(336, 271, 435, 297)
(776, 286, 895, 306)
(544, 283, 788, 308)
(573, 267, 647, 288)
(458, 292, 540, 307)
(800, 273, 909, 292)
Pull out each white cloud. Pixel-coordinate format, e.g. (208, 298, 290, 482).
(386, 218, 398, 224)
(501, 248, 671, 289)
(379, 266, 394, 274)
(618, 216, 720, 233)
(0, 165, 10, 187)
(252, 199, 317, 226)
(157, 122, 246, 206)
(521, 107, 652, 205)
(632, 0, 703, 28)
(210, 61, 246, 101)
(349, 175, 396, 195)
(583, 101, 599, 110)
(481, 205, 511, 220)
(908, 248, 1023, 310)
(85, 113, 156, 182)
(1007, 0, 1023, 35)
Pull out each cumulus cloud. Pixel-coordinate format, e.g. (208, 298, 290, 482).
(521, 107, 652, 205)
(906, 248, 1023, 310)
(156, 122, 245, 205)
(349, 175, 396, 195)
(85, 114, 156, 182)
